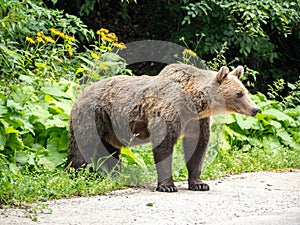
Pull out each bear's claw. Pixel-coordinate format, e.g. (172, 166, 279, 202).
(189, 183, 210, 191)
(156, 185, 178, 192)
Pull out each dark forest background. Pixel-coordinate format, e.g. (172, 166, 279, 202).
(45, 0, 300, 94)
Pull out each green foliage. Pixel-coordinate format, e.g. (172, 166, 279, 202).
(0, 0, 129, 85)
(169, 0, 300, 92)
(0, 0, 130, 206)
(0, 77, 76, 170)
(268, 79, 300, 108)
(79, 0, 101, 16)
(221, 93, 299, 153)
(60, 0, 137, 16)
(0, 0, 128, 171)
(0, 167, 121, 206)
(178, 0, 300, 64)
(0, 0, 94, 44)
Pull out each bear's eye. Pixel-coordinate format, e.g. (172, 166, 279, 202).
(236, 92, 243, 98)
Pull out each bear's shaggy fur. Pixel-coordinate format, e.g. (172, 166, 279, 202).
(68, 64, 259, 192)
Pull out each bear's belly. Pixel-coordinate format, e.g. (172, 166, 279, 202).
(103, 120, 151, 149)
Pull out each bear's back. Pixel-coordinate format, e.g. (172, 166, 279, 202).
(158, 63, 216, 84)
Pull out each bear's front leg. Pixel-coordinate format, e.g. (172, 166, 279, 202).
(183, 118, 210, 191)
(154, 152, 177, 192)
(151, 124, 180, 192)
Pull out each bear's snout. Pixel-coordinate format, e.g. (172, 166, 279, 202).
(252, 108, 260, 116)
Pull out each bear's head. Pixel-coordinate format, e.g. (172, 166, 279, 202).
(209, 66, 260, 117)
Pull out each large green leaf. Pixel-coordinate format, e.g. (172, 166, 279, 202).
(19, 75, 34, 84)
(41, 86, 71, 99)
(224, 114, 236, 124)
(101, 52, 125, 62)
(268, 120, 282, 129)
(11, 86, 36, 104)
(29, 104, 51, 124)
(121, 147, 146, 168)
(6, 133, 24, 151)
(38, 156, 56, 170)
(0, 125, 6, 151)
(0, 105, 8, 117)
(284, 106, 300, 117)
(261, 108, 296, 126)
(46, 137, 67, 167)
(49, 99, 73, 117)
(276, 129, 299, 149)
(262, 136, 282, 150)
(235, 114, 260, 130)
(14, 151, 28, 165)
(247, 137, 263, 148)
(223, 125, 248, 141)
(58, 133, 69, 152)
(7, 99, 23, 111)
(9, 115, 34, 134)
(45, 116, 68, 129)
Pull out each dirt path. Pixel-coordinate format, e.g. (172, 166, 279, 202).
(1, 171, 300, 225)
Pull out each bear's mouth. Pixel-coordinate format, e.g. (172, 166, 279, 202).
(237, 108, 260, 117)
(251, 108, 260, 117)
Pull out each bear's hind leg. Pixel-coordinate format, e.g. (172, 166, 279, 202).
(67, 122, 88, 169)
(183, 118, 210, 191)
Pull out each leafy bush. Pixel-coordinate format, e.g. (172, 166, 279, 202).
(218, 93, 299, 155)
(0, 77, 77, 170)
(178, 0, 300, 64)
(0, 1, 128, 173)
(0, 0, 131, 206)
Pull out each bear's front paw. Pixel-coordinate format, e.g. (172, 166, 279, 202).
(188, 183, 209, 191)
(156, 185, 178, 192)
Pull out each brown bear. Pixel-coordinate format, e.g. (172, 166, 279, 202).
(67, 63, 260, 192)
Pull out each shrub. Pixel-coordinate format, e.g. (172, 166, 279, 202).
(0, 0, 129, 173)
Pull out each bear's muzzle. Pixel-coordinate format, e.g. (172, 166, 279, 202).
(252, 107, 260, 116)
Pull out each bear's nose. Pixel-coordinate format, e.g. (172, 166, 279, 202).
(252, 108, 260, 116)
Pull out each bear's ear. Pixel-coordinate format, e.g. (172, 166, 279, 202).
(216, 66, 230, 83)
(231, 66, 244, 79)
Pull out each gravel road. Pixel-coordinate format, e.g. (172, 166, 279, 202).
(1, 171, 300, 225)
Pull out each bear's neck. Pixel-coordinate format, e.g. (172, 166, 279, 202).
(179, 79, 211, 118)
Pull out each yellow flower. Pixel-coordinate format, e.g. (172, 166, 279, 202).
(96, 28, 109, 35)
(44, 36, 55, 44)
(99, 63, 108, 70)
(106, 33, 118, 41)
(65, 35, 75, 42)
(101, 32, 118, 42)
(50, 77, 57, 82)
(67, 45, 73, 57)
(101, 34, 111, 42)
(112, 42, 126, 49)
(50, 28, 74, 41)
(25, 36, 35, 44)
(91, 52, 99, 60)
(36, 37, 45, 44)
(76, 67, 86, 74)
(37, 31, 45, 37)
(183, 49, 197, 57)
(50, 28, 61, 36)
